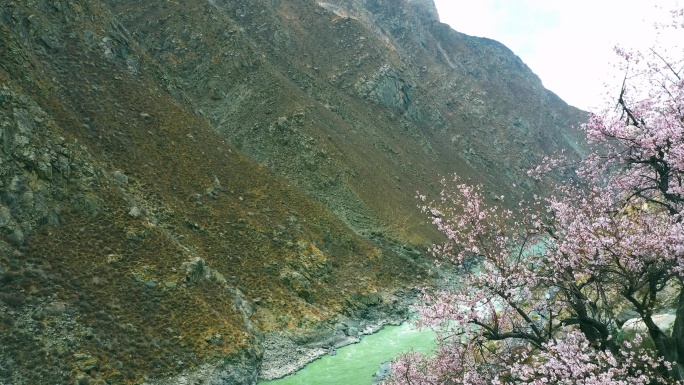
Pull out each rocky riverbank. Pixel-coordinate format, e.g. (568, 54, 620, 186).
(259, 289, 416, 381)
(138, 286, 422, 385)
(142, 346, 262, 385)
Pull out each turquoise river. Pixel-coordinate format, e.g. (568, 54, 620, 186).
(258, 322, 437, 385)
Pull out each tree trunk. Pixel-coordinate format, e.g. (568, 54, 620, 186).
(669, 287, 684, 381)
(649, 287, 684, 381)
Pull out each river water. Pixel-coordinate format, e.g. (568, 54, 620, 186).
(258, 322, 436, 385)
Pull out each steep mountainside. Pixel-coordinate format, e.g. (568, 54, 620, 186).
(0, 0, 586, 384)
(110, 0, 585, 242)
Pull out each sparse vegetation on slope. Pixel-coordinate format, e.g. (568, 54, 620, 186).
(0, 0, 586, 383)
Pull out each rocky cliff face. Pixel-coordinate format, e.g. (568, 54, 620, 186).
(108, 0, 585, 237)
(0, 0, 586, 384)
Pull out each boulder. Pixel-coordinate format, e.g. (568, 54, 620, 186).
(372, 361, 392, 384)
(621, 311, 677, 351)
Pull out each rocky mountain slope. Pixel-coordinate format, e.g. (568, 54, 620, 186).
(0, 0, 586, 384)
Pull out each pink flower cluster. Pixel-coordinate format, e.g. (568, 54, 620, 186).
(390, 8, 684, 385)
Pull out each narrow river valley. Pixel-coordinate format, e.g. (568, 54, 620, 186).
(259, 322, 436, 385)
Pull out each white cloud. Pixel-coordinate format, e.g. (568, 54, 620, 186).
(432, 0, 681, 110)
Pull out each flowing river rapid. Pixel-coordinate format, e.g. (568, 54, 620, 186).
(258, 322, 437, 385)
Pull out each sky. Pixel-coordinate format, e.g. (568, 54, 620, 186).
(432, 0, 681, 111)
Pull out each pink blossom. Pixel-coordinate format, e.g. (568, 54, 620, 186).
(388, 8, 684, 385)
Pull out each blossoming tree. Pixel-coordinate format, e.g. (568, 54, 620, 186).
(390, 9, 684, 385)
